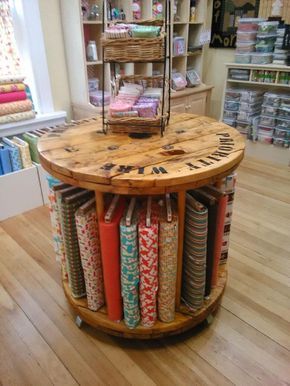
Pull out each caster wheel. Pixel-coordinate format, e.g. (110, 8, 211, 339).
(75, 315, 83, 328)
(205, 313, 214, 326)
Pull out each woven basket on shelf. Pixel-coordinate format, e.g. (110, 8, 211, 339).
(106, 75, 169, 134)
(101, 34, 165, 63)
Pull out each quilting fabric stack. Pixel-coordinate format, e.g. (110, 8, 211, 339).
(158, 207, 178, 323)
(182, 193, 208, 311)
(75, 199, 105, 311)
(138, 209, 159, 327)
(120, 212, 140, 329)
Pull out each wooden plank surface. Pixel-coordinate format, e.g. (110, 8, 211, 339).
(0, 156, 290, 385)
(37, 114, 245, 192)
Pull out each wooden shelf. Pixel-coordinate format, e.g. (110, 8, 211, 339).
(227, 79, 290, 88)
(86, 60, 102, 66)
(63, 260, 227, 339)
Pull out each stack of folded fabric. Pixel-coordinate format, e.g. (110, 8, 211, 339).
(0, 77, 36, 124)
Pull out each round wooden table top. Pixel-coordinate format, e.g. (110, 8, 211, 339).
(38, 113, 245, 194)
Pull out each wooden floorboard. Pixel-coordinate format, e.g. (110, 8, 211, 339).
(0, 156, 290, 386)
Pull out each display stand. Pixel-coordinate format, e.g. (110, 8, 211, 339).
(38, 113, 245, 339)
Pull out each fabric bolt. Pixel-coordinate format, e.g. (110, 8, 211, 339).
(0, 146, 12, 174)
(0, 76, 25, 85)
(0, 110, 35, 123)
(0, 82, 25, 93)
(47, 182, 70, 280)
(191, 189, 218, 298)
(120, 213, 140, 329)
(0, 99, 32, 116)
(59, 190, 93, 298)
(75, 201, 105, 312)
(1, 138, 22, 171)
(158, 209, 178, 323)
(138, 210, 159, 328)
(0, 91, 26, 104)
(182, 193, 208, 311)
(22, 133, 39, 163)
(10, 137, 32, 169)
(99, 198, 126, 322)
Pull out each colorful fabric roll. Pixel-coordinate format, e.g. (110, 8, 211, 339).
(59, 189, 93, 298)
(0, 110, 35, 123)
(0, 83, 25, 93)
(22, 133, 39, 163)
(138, 210, 159, 328)
(182, 193, 208, 311)
(0, 91, 26, 104)
(120, 212, 140, 329)
(75, 200, 105, 311)
(99, 198, 126, 322)
(0, 99, 32, 116)
(0, 76, 25, 85)
(158, 209, 178, 323)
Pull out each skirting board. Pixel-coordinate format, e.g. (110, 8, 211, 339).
(245, 140, 290, 167)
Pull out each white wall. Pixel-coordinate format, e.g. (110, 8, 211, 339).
(38, 0, 72, 119)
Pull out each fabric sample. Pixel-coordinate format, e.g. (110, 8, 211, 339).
(158, 208, 178, 323)
(0, 82, 25, 93)
(22, 133, 39, 163)
(0, 110, 35, 123)
(0, 91, 26, 104)
(0, 99, 32, 116)
(138, 209, 159, 327)
(99, 198, 126, 322)
(182, 193, 208, 311)
(75, 200, 105, 311)
(0, 146, 12, 174)
(120, 212, 140, 329)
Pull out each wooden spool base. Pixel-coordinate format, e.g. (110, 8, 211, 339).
(63, 266, 227, 339)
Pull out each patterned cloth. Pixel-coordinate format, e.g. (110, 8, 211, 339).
(1, 138, 22, 171)
(182, 194, 208, 311)
(138, 210, 159, 327)
(0, 82, 25, 93)
(58, 190, 93, 298)
(0, 90, 26, 103)
(11, 137, 32, 168)
(22, 133, 39, 163)
(0, 1, 23, 78)
(0, 99, 32, 116)
(158, 209, 178, 323)
(0, 110, 35, 123)
(75, 202, 105, 311)
(120, 213, 140, 329)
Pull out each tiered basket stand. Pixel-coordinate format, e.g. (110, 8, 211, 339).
(38, 113, 245, 339)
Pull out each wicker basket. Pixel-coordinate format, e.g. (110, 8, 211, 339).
(101, 34, 165, 63)
(106, 75, 169, 135)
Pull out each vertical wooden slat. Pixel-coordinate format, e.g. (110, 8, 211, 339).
(175, 190, 186, 309)
(95, 191, 104, 220)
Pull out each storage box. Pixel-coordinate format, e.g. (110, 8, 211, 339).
(0, 165, 43, 221)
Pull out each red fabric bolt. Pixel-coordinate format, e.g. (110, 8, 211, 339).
(0, 90, 26, 103)
(99, 198, 126, 322)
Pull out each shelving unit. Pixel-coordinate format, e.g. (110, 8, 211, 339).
(38, 113, 245, 339)
(61, 0, 212, 120)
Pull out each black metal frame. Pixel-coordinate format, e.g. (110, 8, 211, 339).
(101, 0, 172, 136)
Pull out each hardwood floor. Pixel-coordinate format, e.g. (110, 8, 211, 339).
(0, 156, 289, 386)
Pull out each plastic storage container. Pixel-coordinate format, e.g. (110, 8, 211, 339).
(229, 68, 250, 81)
(258, 134, 273, 144)
(238, 18, 265, 32)
(261, 104, 279, 116)
(277, 107, 290, 119)
(239, 101, 262, 112)
(280, 97, 290, 108)
(260, 115, 276, 127)
(276, 117, 290, 129)
(258, 21, 279, 35)
(274, 127, 290, 139)
(256, 34, 277, 45)
(273, 137, 289, 147)
(223, 118, 236, 127)
(263, 92, 281, 107)
(239, 90, 263, 103)
(251, 52, 273, 64)
(235, 52, 251, 64)
(236, 120, 251, 135)
(223, 109, 237, 119)
(225, 89, 241, 101)
(237, 31, 257, 41)
(258, 124, 275, 136)
(236, 41, 256, 53)
(224, 100, 239, 111)
(237, 111, 259, 123)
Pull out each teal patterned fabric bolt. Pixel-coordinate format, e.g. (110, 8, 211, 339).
(120, 213, 140, 329)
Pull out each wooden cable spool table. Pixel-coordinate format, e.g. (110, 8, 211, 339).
(38, 113, 245, 339)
